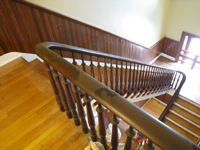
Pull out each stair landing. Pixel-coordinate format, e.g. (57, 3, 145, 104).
(153, 56, 200, 105)
(0, 57, 89, 149)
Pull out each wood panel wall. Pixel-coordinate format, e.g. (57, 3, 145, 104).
(0, 0, 162, 62)
(151, 37, 180, 59)
(162, 37, 180, 58)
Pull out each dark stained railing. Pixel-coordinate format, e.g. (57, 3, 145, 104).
(34, 42, 198, 150)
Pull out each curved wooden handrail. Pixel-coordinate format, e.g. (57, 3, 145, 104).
(36, 42, 173, 71)
(159, 70, 186, 121)
(35, 42, 198, 150)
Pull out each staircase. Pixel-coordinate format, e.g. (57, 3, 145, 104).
(142, 95, 200, 145)
(1, 42, 199, 149)
(33, 42, 199, 150)
(163, 95, 200, 144)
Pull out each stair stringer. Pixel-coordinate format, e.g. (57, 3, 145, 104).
(124, 90, 168, 103)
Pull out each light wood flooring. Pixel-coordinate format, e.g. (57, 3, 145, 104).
(0, 57, 90, 150)
(1, 57, 198, 149)
(142, 99, 166, 119)
(0, 57, 142, 150)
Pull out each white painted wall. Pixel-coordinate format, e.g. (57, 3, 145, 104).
(164, 0, 200, 41)
(25, 0, 170, 48)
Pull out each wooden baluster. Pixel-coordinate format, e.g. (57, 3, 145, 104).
(157, 68, 161, 89)
(96, 104, 107, 149)
(147, 67, 155, 95)
(115, 60, 119, 93)
(124, 62, 128, 94)
(83, 95, 98, 141)
(168, 71, 172, 86)
(140, 65, 145, 88)
(71, 85, 90, 133)
(140, 65, 143, 88)
(45, 63, 65, 112)
(154, 68, 158, 88)
(130, 63, 137, 98)
(142, 66, 149, 96)
(147, 66, 151, 89)
(132, 64, 136, 91)
(62, 78, 81, 126)
(127, 63, 132, 94)
(151, 67, 155, 88)
(161, 69, 167, 91)
(174, 73, 181, 90)
(164, 70, 170, 91)
(143, 140, 155, 150)
(165, 70, 170, 90)
(110, 59, 114, 90)
(111, 114, 120, 150)
(81, 54, 98, 141)
(72, 52, 85, 98)
(152, 67, 157, 91)
(153, 68, 159, 93)
(159, 68, 164, 91)
(52, 69, 72, 118)
(120, 61, 124, 95)
(170, 71, 175, 88)
(155, 68, 160, 92)
(161, 69, 166, 90)
(137, 65, 145, 97)
(137, 64, 142, 94)
(146, 66, 153, 94)
(142, 66, 146, 88)
(70, 52, 87, 127)
(104, 58, 108, 86)
(160, 69, 163, 86)
(137, 64, 141, 90)
(144, 66, 149, 88)
(97, 57, 102, 83)
(169, 71, 174, 86)
(90, 56, 95, 78)
(124, 126, 136, 150)
(81, 54, 86, 72)
(72, 52, 77, 66)
(159, 69, 164, 91)
(149, 67, 154, 88)
(171, 72, 177, 89)
(168, 71, 173, 86)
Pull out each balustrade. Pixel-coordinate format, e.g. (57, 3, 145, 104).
(35, 42, 198, 150)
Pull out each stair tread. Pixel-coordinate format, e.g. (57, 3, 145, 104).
(142, 99, 166, 119)
(171, 105, 200, 125)
(166, 112, 200, 135)
(176, 97, 200, 116)
(163, 119, 198, 143)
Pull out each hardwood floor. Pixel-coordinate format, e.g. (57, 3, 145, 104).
(0, 57, 89, 150)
